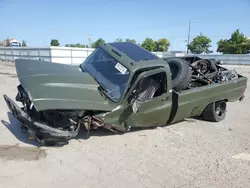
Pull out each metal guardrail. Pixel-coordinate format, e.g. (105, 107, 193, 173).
(197, 54, 250, 65)
(1, 47, 250, 65)
(154, 52, 250, 65)
(0, 46, 95, 65)
(0, 47, 52, 62)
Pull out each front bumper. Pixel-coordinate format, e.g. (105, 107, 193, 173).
(3, 94, 80, 146)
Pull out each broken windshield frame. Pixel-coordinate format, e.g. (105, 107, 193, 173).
(80, 47, 130, 103)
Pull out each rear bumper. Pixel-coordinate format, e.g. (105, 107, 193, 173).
(3, 94, 80, 145)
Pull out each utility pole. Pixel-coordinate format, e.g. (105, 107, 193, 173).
(186, 20, 191, 54)
(171, 39, 174, 51)
(88, 33, 92, 48)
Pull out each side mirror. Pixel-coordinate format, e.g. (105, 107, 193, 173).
(132, 99, 140, 113)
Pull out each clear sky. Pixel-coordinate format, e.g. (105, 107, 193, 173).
(1, 0, 250, 52)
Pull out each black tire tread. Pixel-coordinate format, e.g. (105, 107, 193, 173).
(207, 59, 218, 72)
(202, 101, 226, 122)
(202, 103, 216, 121)
(174, 64, 192, 91)
(164, 57, 192, 91)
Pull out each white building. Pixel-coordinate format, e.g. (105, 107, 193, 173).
(0, 38, 21, 47)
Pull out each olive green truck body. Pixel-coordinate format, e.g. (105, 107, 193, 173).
(3, 42, 247, 145)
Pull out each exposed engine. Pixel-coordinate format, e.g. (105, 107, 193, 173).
(186, 58, 239, 89)
(16, 85, 84, 129)
(42, 110, 80, 130)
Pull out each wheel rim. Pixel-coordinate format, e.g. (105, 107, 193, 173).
(215, 106, 221, 116)
(215, 102, 226, 117)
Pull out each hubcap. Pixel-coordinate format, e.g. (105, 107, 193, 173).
(216, 107, 221, 116)
(215, 102, 226, 117)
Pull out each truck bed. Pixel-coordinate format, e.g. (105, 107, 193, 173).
(168, 72, 247, 124)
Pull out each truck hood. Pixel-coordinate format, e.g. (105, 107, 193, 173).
(15, 59, 114, 112)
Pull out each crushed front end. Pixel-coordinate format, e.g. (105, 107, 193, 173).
(3, 85, 118, 146)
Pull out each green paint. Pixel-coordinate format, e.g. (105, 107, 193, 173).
(13, 43, 248, 132)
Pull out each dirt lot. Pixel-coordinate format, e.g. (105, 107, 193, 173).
(0, 60, 250, 188)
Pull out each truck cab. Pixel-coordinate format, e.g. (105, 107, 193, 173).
(80, 42, 175, 131)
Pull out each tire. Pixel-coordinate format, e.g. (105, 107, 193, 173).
(206, 59, 218, 72)
(202, 101, 227, 122)
(164, 57, 192, 91)
(188, 79, 208, 89)
(192, 59, 218, 74)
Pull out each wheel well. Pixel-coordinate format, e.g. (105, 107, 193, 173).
(201, 99, 227, 114)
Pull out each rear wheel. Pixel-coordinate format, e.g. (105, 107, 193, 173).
(202, 101, 227, 122)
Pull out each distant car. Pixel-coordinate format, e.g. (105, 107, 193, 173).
(219, 60, 224, 64)
(3, 42, 247, 146)
(10, 42, 21, 47)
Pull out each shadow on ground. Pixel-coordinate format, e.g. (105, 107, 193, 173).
(74, 118, 199, 140)
(2, 111, 199, 147)
(1, 112, 39, 147)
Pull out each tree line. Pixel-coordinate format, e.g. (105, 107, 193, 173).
(50, 29, 249, 54)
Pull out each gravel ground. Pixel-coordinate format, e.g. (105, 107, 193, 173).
(0, 60, 250, 188)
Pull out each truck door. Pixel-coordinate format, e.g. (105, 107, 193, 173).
(124, 68, 173, 128)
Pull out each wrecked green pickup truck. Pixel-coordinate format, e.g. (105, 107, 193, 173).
(3, 42, 247, 146)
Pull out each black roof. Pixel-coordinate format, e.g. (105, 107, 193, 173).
(110, 42, 159, 62)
